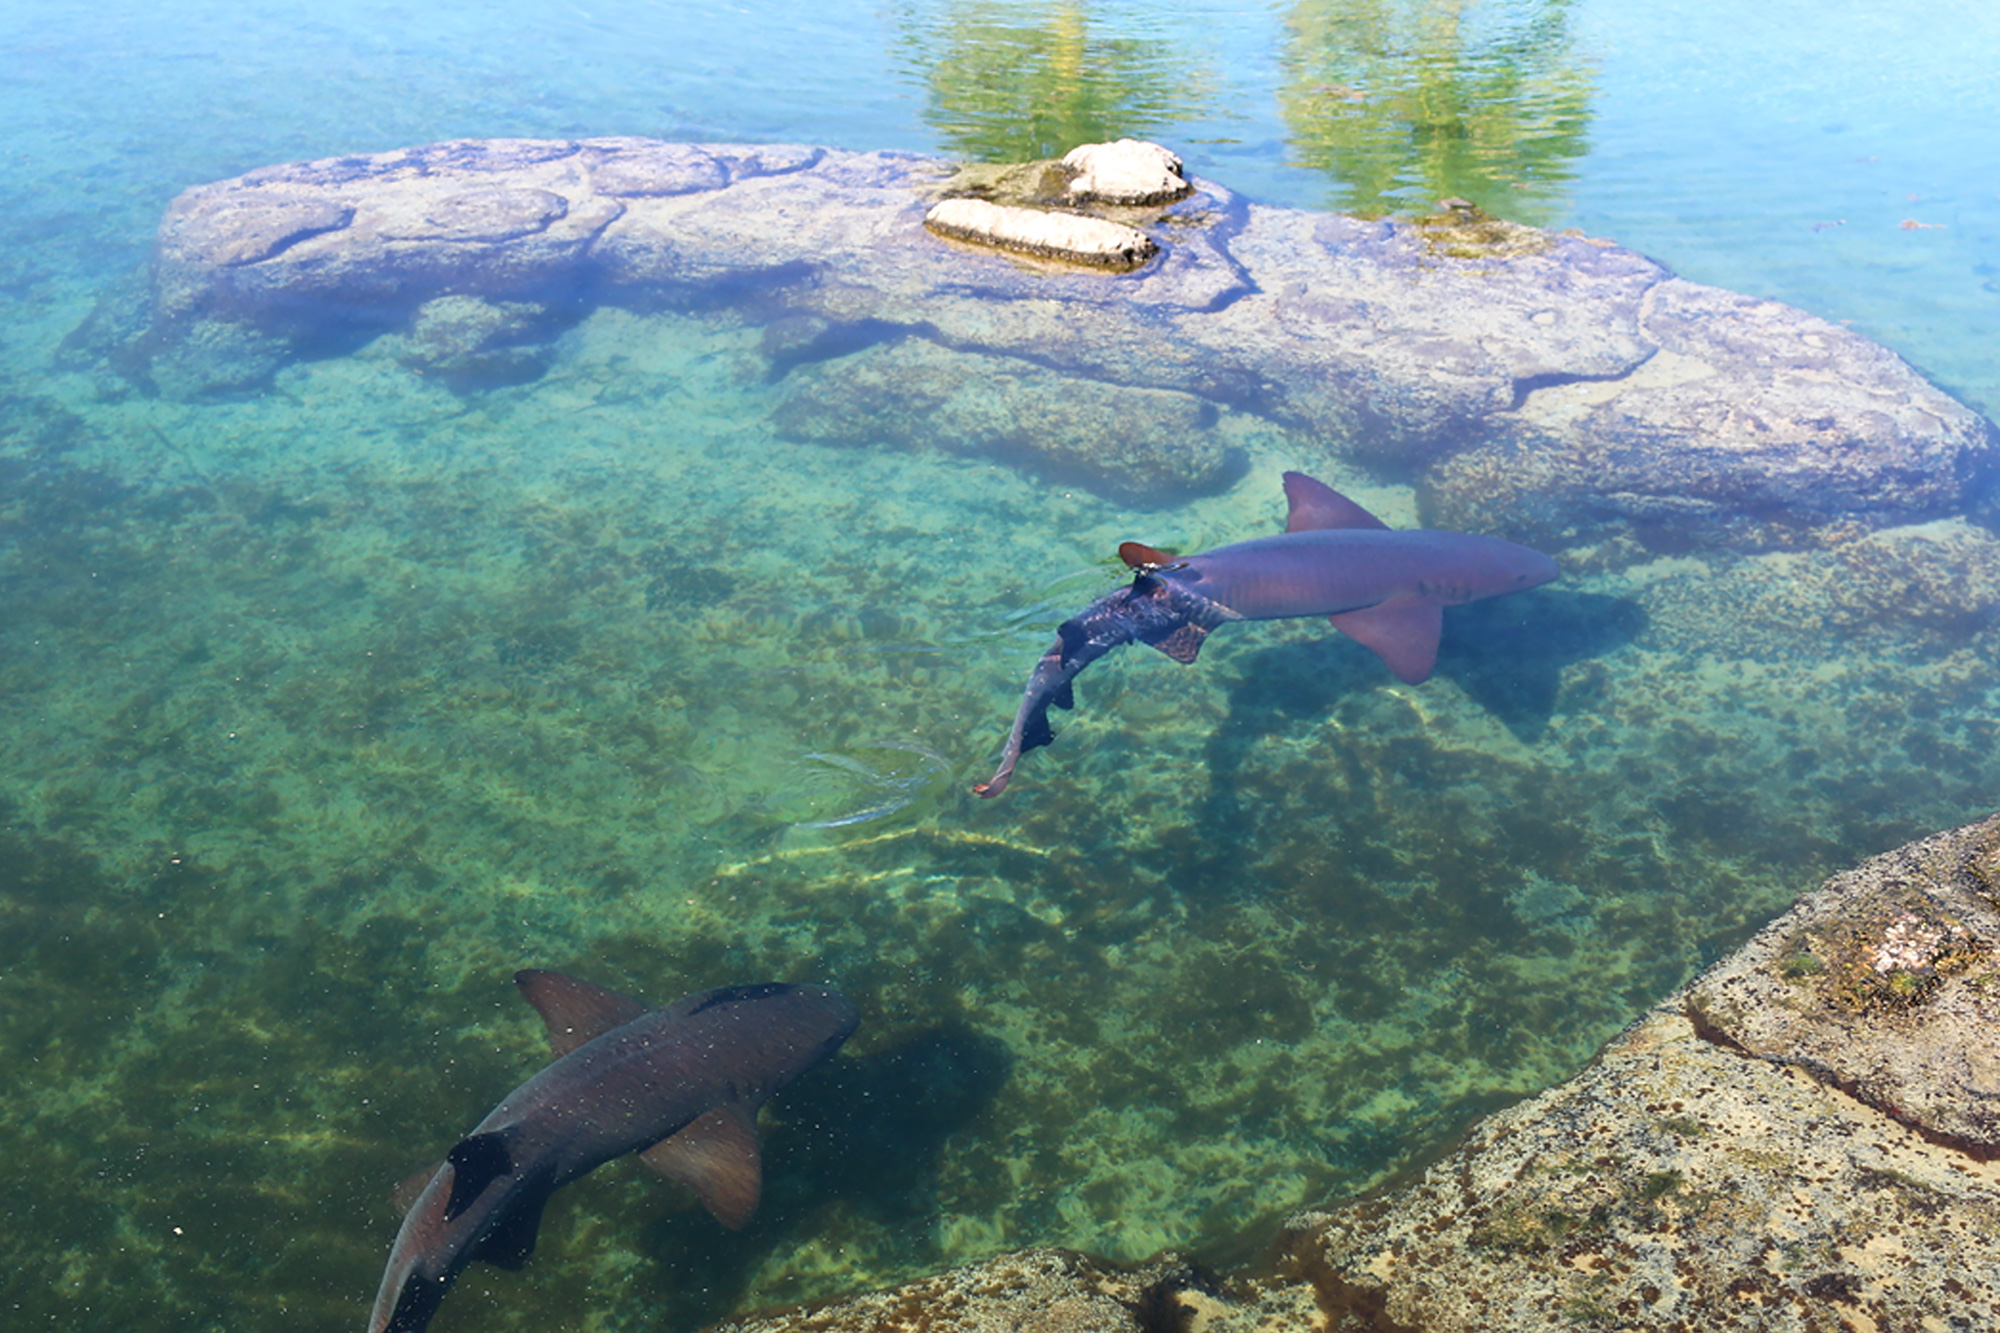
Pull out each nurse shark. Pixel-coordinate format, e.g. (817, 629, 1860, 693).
(974, 471, 1560, 797)
(367, 971, 858, 1333)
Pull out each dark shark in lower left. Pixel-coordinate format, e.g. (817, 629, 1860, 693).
(366, 971, 859, 1333)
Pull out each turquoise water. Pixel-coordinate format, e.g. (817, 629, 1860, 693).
(3, 3, 1998, 1331)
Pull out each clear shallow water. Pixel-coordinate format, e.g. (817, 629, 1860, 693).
(2, 3, 1998, 1331)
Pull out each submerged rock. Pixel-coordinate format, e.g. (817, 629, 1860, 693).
(770, 336, 1234, 502)
(703, 818, 2000, 1332)
(99, 136, 1998, 544)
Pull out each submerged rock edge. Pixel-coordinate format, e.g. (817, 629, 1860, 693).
(710, 815, 2000, 1333)
(91, 136, 2000, 554)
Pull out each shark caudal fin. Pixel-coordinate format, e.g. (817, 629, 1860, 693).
(1282, 471, 1390, 532)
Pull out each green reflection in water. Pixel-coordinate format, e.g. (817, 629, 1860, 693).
(1278, 0, 1596, 221)
(892, 0, 1218, 161)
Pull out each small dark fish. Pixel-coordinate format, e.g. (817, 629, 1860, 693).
(974, 472, 1559, 796)
(367, 972, 858, 1333)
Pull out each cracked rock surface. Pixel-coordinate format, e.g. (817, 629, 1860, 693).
(100, 137, 1997, 554)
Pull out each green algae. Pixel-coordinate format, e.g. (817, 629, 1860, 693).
(5, 297, 2000, 1333)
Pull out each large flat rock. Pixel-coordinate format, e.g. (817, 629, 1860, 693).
(106, 137, 2000, 551)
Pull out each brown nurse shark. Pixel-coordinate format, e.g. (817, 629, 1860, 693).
(974, 471, 1560, 796)
(367, 972, 858, 1333)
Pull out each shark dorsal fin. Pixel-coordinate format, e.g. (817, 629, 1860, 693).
(515, 969, 650, 1056)
(1328, 600, 1443, 684)
(638, 1102, 765, 1230)
(1118, 541, 1178, 571)
(444, 1131, 514, 1221)
(1283, 471, 1390, 532)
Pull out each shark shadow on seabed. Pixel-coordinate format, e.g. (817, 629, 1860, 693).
(1190, 588, 1646, 866)
(617, 1022, 1013, 1333)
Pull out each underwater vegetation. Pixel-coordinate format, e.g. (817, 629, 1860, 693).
(6, 290, 2000, 1333)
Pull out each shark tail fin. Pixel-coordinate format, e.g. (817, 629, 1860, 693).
(1283, 472, 1391, 532)
(1328, 599, 1442, 684)
(639, 1102, 765, 1230)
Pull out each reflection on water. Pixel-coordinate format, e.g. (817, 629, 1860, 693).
(891, 0, 1218, 161)
(1277, 0, 1596, 221)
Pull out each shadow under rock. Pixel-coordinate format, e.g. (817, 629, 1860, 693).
(637, 1022, 1013, 1332)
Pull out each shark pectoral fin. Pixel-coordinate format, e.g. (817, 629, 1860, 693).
(443, 1131, 514, 1221)
(1328, 600, 1443, 684)
(515, 969, 651, 1056)
(1144, 621, 1210, 664)
(639, 1103, 764, 1230)
(1283, 472, 1391, 533)
(467, 1186, 551, 1271)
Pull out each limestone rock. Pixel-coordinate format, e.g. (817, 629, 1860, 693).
(1276, 999, 2000, 1331)
(771, 336, 1235, 503)
(1059, 139, 1191, 206)
(708, 1250, 1207, 1333)
(923, 198, 1158, 271)
(1687, 818, 2000, 1155)
(96, 137, 1999, 540)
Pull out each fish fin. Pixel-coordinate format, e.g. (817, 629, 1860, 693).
(1328, 600, 1443, 684)
(467, 1185, 551, 1271)
(515, 969, 650, 1056)
(444, 1131, 514, 1221)
(1022, 706, 1057, 752)
(1052, 680, 1075, 711)
(1145, 622, 1210, 664)
(1055, 619, 1090, 666)
(639, 1103, 764, 1231)
(1118, 541, 1177, 571)
(390, 1164, 440, 1215)
(383, 1270, 449, 1333)
(1283, 472, 1390, 532)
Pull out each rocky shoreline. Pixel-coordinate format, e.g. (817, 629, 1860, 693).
(713, 816, 2000, 1332)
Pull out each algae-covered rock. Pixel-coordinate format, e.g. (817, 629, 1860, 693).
(770, 336, 1235, 503)
(1686, 816, 2000, 1155)
(713, 819, 2000, 1333)
(709, 1249, 1208, 1333)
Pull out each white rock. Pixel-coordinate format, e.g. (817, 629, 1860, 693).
(922, 197, 1156, 271)
(1060, 139, 1190, 206)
